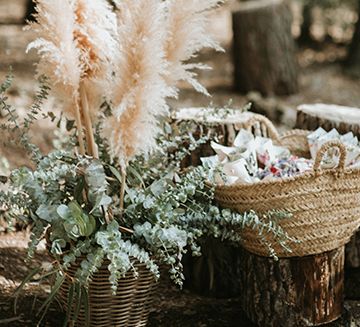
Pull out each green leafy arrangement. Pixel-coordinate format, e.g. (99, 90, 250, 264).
(0, 0, 296, 324)
(0, 73, 295, 324)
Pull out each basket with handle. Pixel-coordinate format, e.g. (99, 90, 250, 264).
(214, 114, 360, 257)
(58, 257, 157, 327)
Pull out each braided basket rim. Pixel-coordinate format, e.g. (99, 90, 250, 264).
(213, 116, 360, 257)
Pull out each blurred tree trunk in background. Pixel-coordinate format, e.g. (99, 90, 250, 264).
(346, 0, 360, 76)
(298, 1, 314, 45)
(25, 0, 36, 23)
(232, 0, 299, 96)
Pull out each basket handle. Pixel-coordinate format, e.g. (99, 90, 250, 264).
(242, 114, 281, 143)
(313, 140, 347, 173)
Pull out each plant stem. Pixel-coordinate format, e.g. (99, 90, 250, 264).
(79, 84, 98, 159)
(74, 100, 86, 156)
(120, 167, 126, 217)
(119, 226, 134, 234)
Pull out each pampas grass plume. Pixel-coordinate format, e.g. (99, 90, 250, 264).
(103, 0, 170, 166)
(164, 0, 224, 96)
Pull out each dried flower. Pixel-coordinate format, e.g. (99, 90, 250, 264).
(28, 0, 117, 156)
(103, 0, 170, 166)
(72, 0, 118, 119)
(26, 0, 82, 109)
(164, 0, 224, 96)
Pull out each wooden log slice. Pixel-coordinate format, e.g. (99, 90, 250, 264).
(296, 104, 360, 138)
(232, 0, 299, 96)
(239, 246, 345, 327)
(173, 107, 258, 167)
(175, 108, 257, 297)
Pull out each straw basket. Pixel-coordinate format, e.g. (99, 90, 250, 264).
(214, 114, 360, 257)
(58, 257, 157, 327)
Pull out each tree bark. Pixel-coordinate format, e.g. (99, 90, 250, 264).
(173, 108, 257, 167)
(298, 2, 314, 46)
(232, 0, 299, 96)
(25, 0, 36, 23)
(183, 238, 243, 298)
(296, 104, 360, 138)
(239, 247, 345, 327)
(345, 0, 360, 77)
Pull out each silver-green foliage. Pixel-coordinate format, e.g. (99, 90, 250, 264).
(1, 76, 295, 323)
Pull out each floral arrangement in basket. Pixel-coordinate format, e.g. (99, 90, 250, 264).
(205, 113, 360, 258)
(0, 0, 296, 326)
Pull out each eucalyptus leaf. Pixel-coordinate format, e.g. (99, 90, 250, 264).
(57, 205, 69, 220)
(150, 179, 166, 196)
(36, 204, 58, 222)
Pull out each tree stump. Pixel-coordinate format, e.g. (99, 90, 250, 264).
(239, 247, 345, 327)
(232, 0, 299, 96)
(296, 104, 360, 138)
(183, 238, 243, 298)
(25, 0, 36, 23)
(174, 108, 257, 297)
(296, 103, 360, 269)
(173, 108, 258, 167)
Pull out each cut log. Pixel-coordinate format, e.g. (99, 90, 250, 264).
(183, 238, 243, 298)
(296, 103, 360, 269)
(173, 107, 259, 167)
(0, 0, 27, 25)
(239, 246, 345, 327)
(232, 0, 299, 96)
(296, 104, 360, 138)
(175, 108, 257, 297)
(25, 0, 36, 23)
(0, 25, 37, 70)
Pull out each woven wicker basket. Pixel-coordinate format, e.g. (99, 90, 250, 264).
(58, 258, 157, 327)
(214, 114, 360, 257)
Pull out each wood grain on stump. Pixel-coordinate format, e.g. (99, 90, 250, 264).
(232, 0, 299, 95)
(239, 247, 345, 327)
(175, 109, 256, 298)
(296, 104, 360, 138)
(174, 108, 257, 167)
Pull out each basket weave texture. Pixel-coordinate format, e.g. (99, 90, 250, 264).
(59, 258, 156, 327)
(214, 114, 360, 257)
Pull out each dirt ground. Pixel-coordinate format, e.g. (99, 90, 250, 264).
(1, 232, 360, 327)
(2, 232, 360, 326)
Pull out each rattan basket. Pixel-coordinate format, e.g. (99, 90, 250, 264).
(58, 257, 157, 327)
(214, 114, 360, 257)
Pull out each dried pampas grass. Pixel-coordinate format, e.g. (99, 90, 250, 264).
(26, 0, 82, 105)
(164, 0, 224, 96)
(72, 0, 117, 120)
(103, 0, 170, 167)
(105, 0, 223, 166)
(28, 0, 117, 157)
(27, 0, 223, 165)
